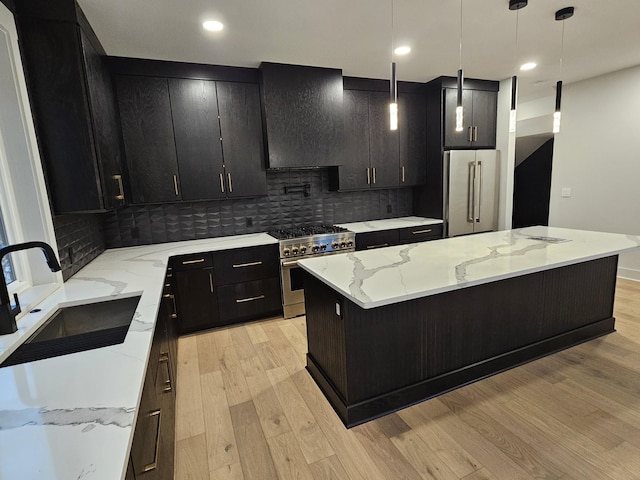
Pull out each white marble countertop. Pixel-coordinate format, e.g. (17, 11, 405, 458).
(298, 226, 640, 309)
(336, 216, 442, 233)
(0, 233, 276, 480)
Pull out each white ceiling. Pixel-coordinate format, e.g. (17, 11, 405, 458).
(77, 0, 640, 102)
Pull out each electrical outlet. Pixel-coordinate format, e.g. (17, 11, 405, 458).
(561, 187, 572, 198)
(131, 226, 139, 238)
(246, 217, 253, 227)
(387, 204, 392, 213)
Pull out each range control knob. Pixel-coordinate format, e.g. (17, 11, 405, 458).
(320, 244, 327, 251)
(347, 240, 354, 247)
(283, 248, 291, 256)
(312, 245, 320, 253)
(300, 246, 307, 254)
(332, 242, 339, 249)
(340, 242, 346, 248)
(292, 247, 299, 255)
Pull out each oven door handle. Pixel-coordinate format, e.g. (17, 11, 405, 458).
(281, 260, 300, 267)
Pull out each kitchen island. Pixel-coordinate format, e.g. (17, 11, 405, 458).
(298, 226, 640, 427)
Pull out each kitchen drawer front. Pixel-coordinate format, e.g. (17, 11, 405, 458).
(355, 230, 400, 251)
(217, 277, 281, 324)
(397, 224, 443, 243)
(171, 252, 213, 271)
(213, 245, 279, 286)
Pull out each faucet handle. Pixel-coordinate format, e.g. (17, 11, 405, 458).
(11, 293, 21, 316)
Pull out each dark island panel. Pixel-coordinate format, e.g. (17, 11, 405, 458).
(304, 255, 618, 427)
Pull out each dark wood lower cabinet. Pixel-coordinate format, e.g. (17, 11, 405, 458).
(174, 266, 220, 334)
(218, 277, 281, 324)
(355, 224, 443, 251)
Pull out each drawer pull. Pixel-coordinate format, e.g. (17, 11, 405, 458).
(142, 409, 161, 472)
(159, 353, 172, 393)
(232, 261, 263, 268)
(411, 229, 433, 235)
(181, 258, 205, 265)
(209, 272, 214, 294)
(236, 294, 265, 304)
(162, 293, 172, 298)
(366, 243, 389, 249)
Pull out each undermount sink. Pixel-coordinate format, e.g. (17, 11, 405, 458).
(1, 295, 141, 368)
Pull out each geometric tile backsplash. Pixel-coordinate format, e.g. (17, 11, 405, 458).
(53, 214, 106, 281)
(102, 168, 413, 248)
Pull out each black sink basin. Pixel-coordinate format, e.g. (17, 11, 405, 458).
(1, 295, 141, 367)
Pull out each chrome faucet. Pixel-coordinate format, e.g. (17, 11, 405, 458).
(0, 242, 61, 335)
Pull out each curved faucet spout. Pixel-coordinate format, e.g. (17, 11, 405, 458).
(0, 241, 61, 335)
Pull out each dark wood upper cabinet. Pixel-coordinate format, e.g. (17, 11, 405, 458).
(368, 91, 399, 189)
(168, 79, 225, 201)
(444, 87, 498, 149)
(260, 62, 344, 168)
(15, 8, 125, 213)
(398, 92, 427, 186)
(216, 82, 268, 198)
(115, 75, 181, 204)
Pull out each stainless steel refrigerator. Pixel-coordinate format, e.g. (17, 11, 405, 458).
(443, 150, 500, 237)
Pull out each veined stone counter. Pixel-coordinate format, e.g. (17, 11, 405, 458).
(336, 216, 442, 233)
(0, 233, 277, 480)
(298, 226, 640, 309)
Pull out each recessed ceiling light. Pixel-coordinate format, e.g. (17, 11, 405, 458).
(394, 46, 411, 56)
(203, 20, 224, 32)
(520, 62, 537, 71)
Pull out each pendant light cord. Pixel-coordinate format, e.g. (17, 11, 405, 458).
(391, 0, 395, 60)
(459, 0, 463, 69)
(559, 19, 565, 78)
(514, 10, 519, 70)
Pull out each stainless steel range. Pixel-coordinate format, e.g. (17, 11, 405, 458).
(268, 225, 355, 318)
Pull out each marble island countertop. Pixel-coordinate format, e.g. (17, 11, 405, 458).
(0, 233, 277, 480)
(298, 226, 640, 309)
(336, 216, 442, 233)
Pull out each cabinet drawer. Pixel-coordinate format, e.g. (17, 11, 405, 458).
(172, 253, 213, 271)
(397, 224, 443, 243)
(355, 230, 400, 251)
(217, 277, 281, 324)
(213, 245, 279, 285)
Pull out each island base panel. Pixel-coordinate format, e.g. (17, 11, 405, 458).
(304, 255, 618, 427)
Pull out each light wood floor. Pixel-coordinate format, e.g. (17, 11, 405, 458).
(175, 278, 640, 480)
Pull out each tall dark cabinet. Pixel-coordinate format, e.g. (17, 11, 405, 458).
(112, 58, 267, 204)
(414, 76, 499, 219)
(14, 1, 126, 213)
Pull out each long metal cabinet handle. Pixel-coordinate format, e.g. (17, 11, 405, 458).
(467, 162, 475, 223)
(411, 229, 433, 235)
(233, 261, 263, 268)
(209, 272, 214, 293)
(373, 167, 376, 184)
(473, 126, 478, 142)
(182, 258, 205, 265)
(219, 173, 225, 193)
(467, 126, 473, 143)
(236, 294, 265, 304)
(173, 175, 179, 196)
(227, 173, 233, 193)
(367, 167, 370, 185)
(113, 174, 125, 201)
(366, 243, 389, 249)
(402, 166, 405, 183)
(171, 296, 177, 319)
(159, 353, 172, 393)
(142, 409, 161, 472)
(475, 161, 482, 222)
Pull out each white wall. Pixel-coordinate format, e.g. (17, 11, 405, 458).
(495, 78, 516, 231)
(549, 65, 640, 280)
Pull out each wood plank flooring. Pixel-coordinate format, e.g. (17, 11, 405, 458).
(175, 277, 640, 479)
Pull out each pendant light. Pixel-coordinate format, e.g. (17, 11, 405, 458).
(508, 0, 528, 133)
(553, 6, 574, 134)
(455, 0, 464, 132)
(389, 0, 398, 131)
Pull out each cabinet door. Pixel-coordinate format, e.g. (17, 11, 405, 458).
(444, 88, 473, 149)
(116, 75, 181, 204)
(80, 29, 126, 209)
(333, 89, 371, 190)
(168, 79, 225, 201)
(471, 90, 498, 148)
(368, 91, 399, 189)
(398, 92, 427, 186)
(174, 267, 220, 334)
(216, 82, 268, 198)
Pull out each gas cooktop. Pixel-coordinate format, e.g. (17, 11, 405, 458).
(268, 225, 350, 240)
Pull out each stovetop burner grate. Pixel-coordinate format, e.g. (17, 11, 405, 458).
(268, 224, 350, 240)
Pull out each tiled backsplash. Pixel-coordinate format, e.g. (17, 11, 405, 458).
(102, 169, 413, 248)
(54, 214, 106, 281)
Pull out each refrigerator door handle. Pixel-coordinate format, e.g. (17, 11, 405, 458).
(475, 161, 483, 222)
(467, 162, 475, 223)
